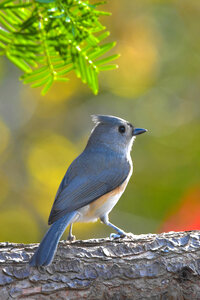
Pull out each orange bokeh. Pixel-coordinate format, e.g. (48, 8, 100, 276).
(159, 186, 200, 232)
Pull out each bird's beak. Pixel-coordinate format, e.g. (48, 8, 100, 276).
(133, 128, 147, 136)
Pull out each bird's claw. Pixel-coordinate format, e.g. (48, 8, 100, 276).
(110, 232, 126, 239)
(110, 232, 138, 240)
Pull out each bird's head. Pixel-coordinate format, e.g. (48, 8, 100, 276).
(87, 115, 147, 154)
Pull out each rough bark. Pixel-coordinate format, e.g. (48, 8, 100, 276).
(0, 231, 200, 299)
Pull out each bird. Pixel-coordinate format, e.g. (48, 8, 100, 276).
(29, 115, 147, 266)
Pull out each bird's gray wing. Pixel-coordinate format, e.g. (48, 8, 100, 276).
(48, 153, 130, 225)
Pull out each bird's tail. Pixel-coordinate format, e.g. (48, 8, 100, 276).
(29, 211, 77, 267)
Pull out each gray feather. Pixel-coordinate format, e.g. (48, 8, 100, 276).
(91, 114, 128, 126)
(48, 148, 130, 225)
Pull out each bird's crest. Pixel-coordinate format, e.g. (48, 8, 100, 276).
(91, 114, 127, 126)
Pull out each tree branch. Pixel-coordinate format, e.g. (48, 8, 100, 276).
(0, 230, 200, 299)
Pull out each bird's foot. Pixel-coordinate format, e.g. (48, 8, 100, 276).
(110, 232, 138, 240)
(110, 231, 126, 239)
(66, 234, 76, 242)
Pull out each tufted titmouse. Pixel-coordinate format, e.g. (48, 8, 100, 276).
(30, 115, 147, 266)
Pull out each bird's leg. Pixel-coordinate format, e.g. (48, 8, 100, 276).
(100, 214, 126, 239)
(67, 224, 76, 242)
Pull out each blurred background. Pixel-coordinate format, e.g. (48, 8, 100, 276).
(0, 0, 199, 243)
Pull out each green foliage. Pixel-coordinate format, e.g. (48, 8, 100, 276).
(0, 0, 119, 95)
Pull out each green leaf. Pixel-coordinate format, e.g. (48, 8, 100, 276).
(53, 62, 66, 69)
(89, 67, 98, 94)
(0, 0, 13, 6)
(19, 12, 38, 31)
(89, 42, 116, 60)
(72, 24, 76, 37)
(0, 3, 32, 9)
(78, 55, 87, 83)
(95, 54, 120, 65)
(95, 11, 111, 16)
(97, 31, 110, 42)
(22, 66, 48, 78)
(85, 63, 92, 86)
(0, 41, 6, 50)
(0, 14, 15, 32)
(35, 0, 56, 3)
(0, 29, 11, 39)
(0, 32, 11, 43)
(57, 65, 74, 76)
(31, 76, 50, 88)
(86, 35, 99, 46)
(42, 76, 54, 95)
(0, 0, 118, 95)
(98, 64, 118, 71)
(4, 10, 21, 24)
(6, 53, 32, 72)
(23, 69, 49, 84)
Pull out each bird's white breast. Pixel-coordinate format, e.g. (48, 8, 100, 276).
(76, 161, 133, 223)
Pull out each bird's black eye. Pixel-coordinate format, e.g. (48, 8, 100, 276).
(118, 125, 126, 134)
